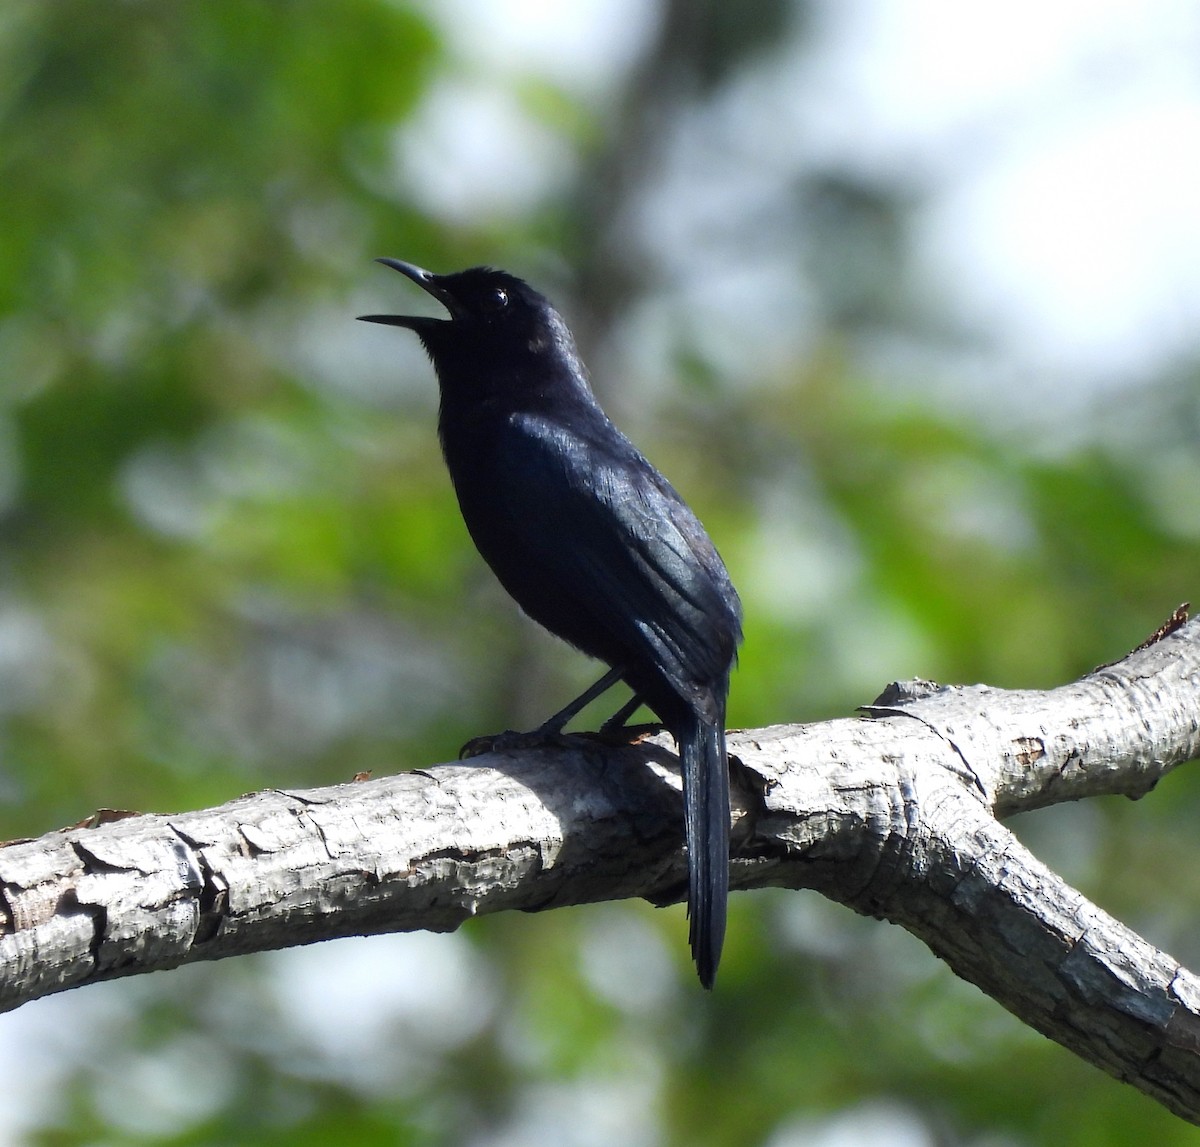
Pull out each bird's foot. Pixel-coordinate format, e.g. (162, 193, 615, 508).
(459, 717, 665, 758)
(580, 721, 665, 747)
(459, 728, 576, 759)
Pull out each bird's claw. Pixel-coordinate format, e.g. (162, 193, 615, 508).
(458, 728, 575, 759)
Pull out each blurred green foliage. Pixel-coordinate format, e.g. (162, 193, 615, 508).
(2, 2, 1199, 1145)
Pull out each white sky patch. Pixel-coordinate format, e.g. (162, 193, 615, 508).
(926, 88, 1200, 378)
(272, 932, 496, 1094)
(0, 986, 136, 1147)
(767, 1100, 936, 1147)
(819, 0, 1159, 144)
(405, 0, 1200, 389)
(396, 0, 655, 223)
(397, 78, 576, 223)
(414, 0, 655, 94)
(812, 0, 1200, 383)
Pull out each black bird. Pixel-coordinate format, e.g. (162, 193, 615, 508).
(359, 260, 742, 987)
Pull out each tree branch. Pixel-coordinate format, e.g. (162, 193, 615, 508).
(2, 616, 1198, 1119)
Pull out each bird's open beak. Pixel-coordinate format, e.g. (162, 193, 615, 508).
(357, 258, 460, 327)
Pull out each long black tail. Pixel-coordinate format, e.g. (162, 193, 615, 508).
(680, 711, 730, 989)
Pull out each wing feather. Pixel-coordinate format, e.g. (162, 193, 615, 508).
(485, 413, 741, 700)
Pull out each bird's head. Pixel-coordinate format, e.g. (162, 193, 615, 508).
(358, 260, 578, 370)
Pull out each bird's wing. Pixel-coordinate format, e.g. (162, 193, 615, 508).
(493, 413, 741, 703)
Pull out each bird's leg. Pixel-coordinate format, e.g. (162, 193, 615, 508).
(536, 665, 625, 735)
(459, 666, 625, 758)
(592, 691, 664, 745)
(600, 692, 644, 732)
(538, 669, 665, 742)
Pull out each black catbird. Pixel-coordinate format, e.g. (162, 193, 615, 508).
(360, 260, 742, 987)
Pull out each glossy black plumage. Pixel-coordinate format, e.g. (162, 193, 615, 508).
(359, 260, 742, 987)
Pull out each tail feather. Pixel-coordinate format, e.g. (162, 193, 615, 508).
(680, 714, 730, 989)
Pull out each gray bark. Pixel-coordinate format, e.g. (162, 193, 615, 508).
(2, 616, 1199, 1119)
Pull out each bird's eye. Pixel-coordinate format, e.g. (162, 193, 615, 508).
(482, 287, 509, 314)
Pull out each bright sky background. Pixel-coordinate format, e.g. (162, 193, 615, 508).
(413, 0, 1200, 399)
(835, 0, 1200, 382)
